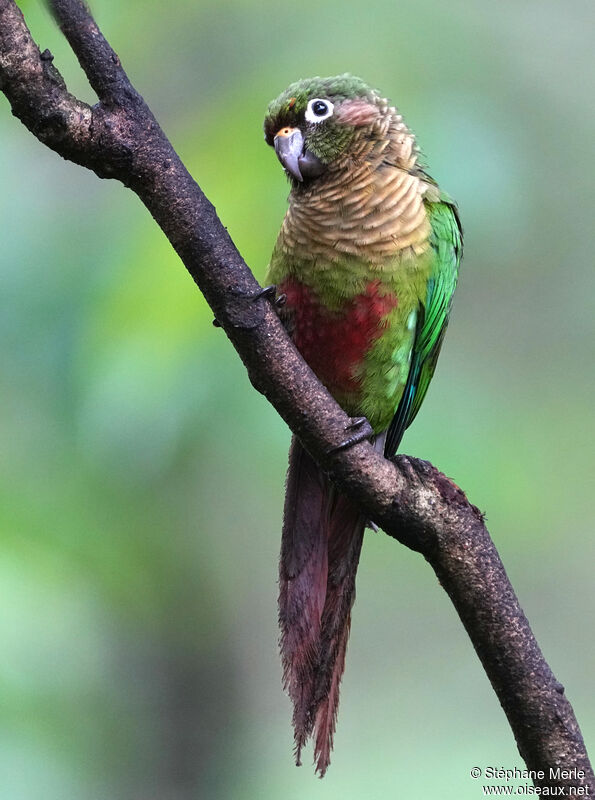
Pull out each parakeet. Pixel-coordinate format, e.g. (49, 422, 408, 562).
(263, 74, 462, 776)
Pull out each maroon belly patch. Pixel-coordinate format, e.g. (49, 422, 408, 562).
(279, 278, 398, 395)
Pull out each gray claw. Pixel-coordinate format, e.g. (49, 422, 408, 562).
(327, 416, 374, 454)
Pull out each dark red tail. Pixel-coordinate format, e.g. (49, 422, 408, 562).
(278, 437, 365, 776)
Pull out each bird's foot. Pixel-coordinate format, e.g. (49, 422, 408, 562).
(212, 285, 286, 327)
(242, 284, 286, 307)
(255, 284, 286, 308)
(251, 284, 277, 301)
(326, 416, 374, 454)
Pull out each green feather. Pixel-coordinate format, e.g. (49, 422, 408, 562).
(384, 197, 462, 456)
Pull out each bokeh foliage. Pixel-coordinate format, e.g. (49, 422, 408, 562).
(1, 1, 594, 797)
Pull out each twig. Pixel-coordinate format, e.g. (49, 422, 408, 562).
(0, 0, 592, 790)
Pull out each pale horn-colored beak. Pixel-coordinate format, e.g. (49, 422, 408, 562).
(274, 127, 324, 182)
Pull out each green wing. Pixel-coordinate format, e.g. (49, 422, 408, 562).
(384, 196, 462, 457)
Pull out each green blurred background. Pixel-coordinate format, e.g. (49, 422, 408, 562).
(1, 0, 594, 797)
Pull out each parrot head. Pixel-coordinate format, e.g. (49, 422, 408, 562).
(264, 74, 391, 183)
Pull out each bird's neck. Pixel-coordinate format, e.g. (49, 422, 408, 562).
(280, 116, 433, 265)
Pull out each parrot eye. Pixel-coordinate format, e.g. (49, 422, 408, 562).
(305, 98, 334, 124)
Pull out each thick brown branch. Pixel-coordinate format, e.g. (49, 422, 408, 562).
(0, 0, 592, 792)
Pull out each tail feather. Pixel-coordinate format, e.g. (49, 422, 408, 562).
(313, 615, 350, 776)
(279, 437, 330, 760)
(312, 490, 364, 776)
(279, 437, 365, 773)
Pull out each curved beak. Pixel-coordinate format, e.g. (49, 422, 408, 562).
(274, 127, 305, 182)
(274, 127, 325, 182)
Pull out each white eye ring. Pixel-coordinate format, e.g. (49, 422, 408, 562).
(305, 98, 334, 124)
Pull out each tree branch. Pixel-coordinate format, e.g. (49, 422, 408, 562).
(1, 0, 592, 791)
